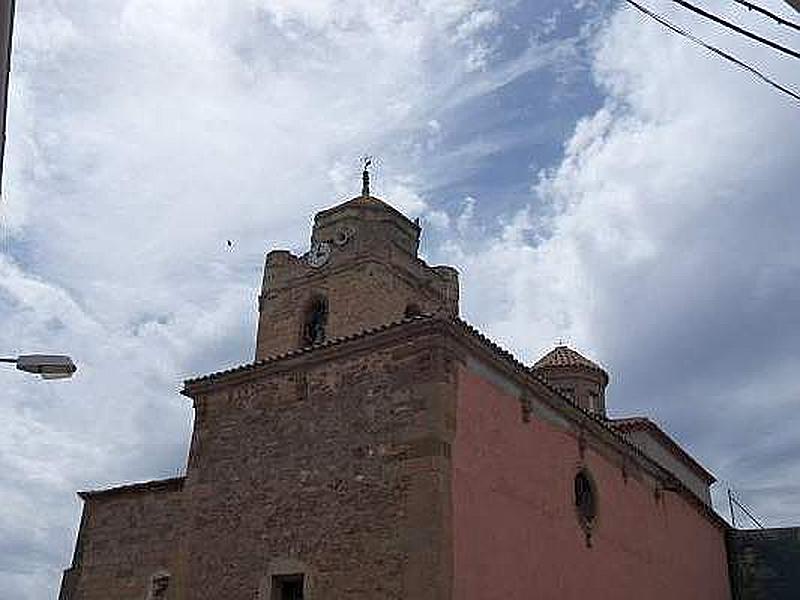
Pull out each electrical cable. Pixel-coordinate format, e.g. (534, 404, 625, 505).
(727, 486, 766, 529)
(731, 0, 800, 33)
(623, 0, 800, 103)
(671, 0, 800, 59)
(731, 495, 766, 528)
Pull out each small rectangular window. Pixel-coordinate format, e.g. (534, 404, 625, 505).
(147, 572, 170, 600)
(272, 574, 304, 600)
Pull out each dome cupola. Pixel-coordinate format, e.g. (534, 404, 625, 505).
(533, 345, 609, 417)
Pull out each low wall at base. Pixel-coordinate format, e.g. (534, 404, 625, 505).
(727, 527, 800, 600)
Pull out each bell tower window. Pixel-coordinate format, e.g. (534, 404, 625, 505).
(302, 295, 328, 347)
(588, 391, 599, 413)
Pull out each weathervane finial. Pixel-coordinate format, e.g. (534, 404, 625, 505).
(361, 155, 372, 197)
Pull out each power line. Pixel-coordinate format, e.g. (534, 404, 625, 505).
(731, 0, 800, 33)
(671, 0, 800, 60)
(623, 0, 800, 103)
(727, 487, 766, 528)
(728, 488, 736, 525)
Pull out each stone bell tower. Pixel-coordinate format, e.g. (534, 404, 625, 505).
(255, 165, 459, 360)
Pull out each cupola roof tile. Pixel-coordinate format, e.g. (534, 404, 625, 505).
(315, 194, 419, 227)
(533, 345, 607, 374)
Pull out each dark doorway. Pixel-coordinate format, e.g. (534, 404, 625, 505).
(272, 573, 305, 600)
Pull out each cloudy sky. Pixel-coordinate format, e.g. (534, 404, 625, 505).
(1, 0, 799, 596)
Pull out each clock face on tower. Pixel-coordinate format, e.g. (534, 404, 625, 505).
(306, 241, 331, 267)
(334, 225, 356, 246)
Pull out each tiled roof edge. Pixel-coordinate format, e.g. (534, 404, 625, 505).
(533, 345, 608, 375)
(315, 195, 420, 230)
(78, 476, 185, 500)
(179, 314, 726, 530)
(609, 417, 716, 484)
(182, 313, 437, 388)
(449, 318, 726, 528)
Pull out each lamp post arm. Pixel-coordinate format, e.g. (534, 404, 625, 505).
(1, 354, 77, 378)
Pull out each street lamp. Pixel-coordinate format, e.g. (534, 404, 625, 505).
(0, 354, 77, 379)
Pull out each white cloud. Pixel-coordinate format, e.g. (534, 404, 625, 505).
(1, 1, 570, 596)
(4, 1, 799, 597)
(455, 8, 499, 39)
(440, 1, 800, 523)
(456, 195, 476, 235)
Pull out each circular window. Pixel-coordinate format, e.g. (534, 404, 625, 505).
(574, 470, 597, 525)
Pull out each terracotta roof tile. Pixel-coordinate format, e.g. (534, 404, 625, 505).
(341, 195, 393, 208)
(533, 345, 606, 373)
(609, 417, 716, 483)
(315, 195, 420, 228)
(183, 313, 435, 386)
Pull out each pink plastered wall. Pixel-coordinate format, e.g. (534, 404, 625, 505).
(452, 366, 730, 600)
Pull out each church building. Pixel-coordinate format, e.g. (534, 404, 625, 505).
(59, 169, 733, 599)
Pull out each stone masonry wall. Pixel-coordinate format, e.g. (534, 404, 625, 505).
(256, 249, 458, 360)
(63, 482, 185, 600)
(258, 257, 437, 357)
(183, 333, 457, 599)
